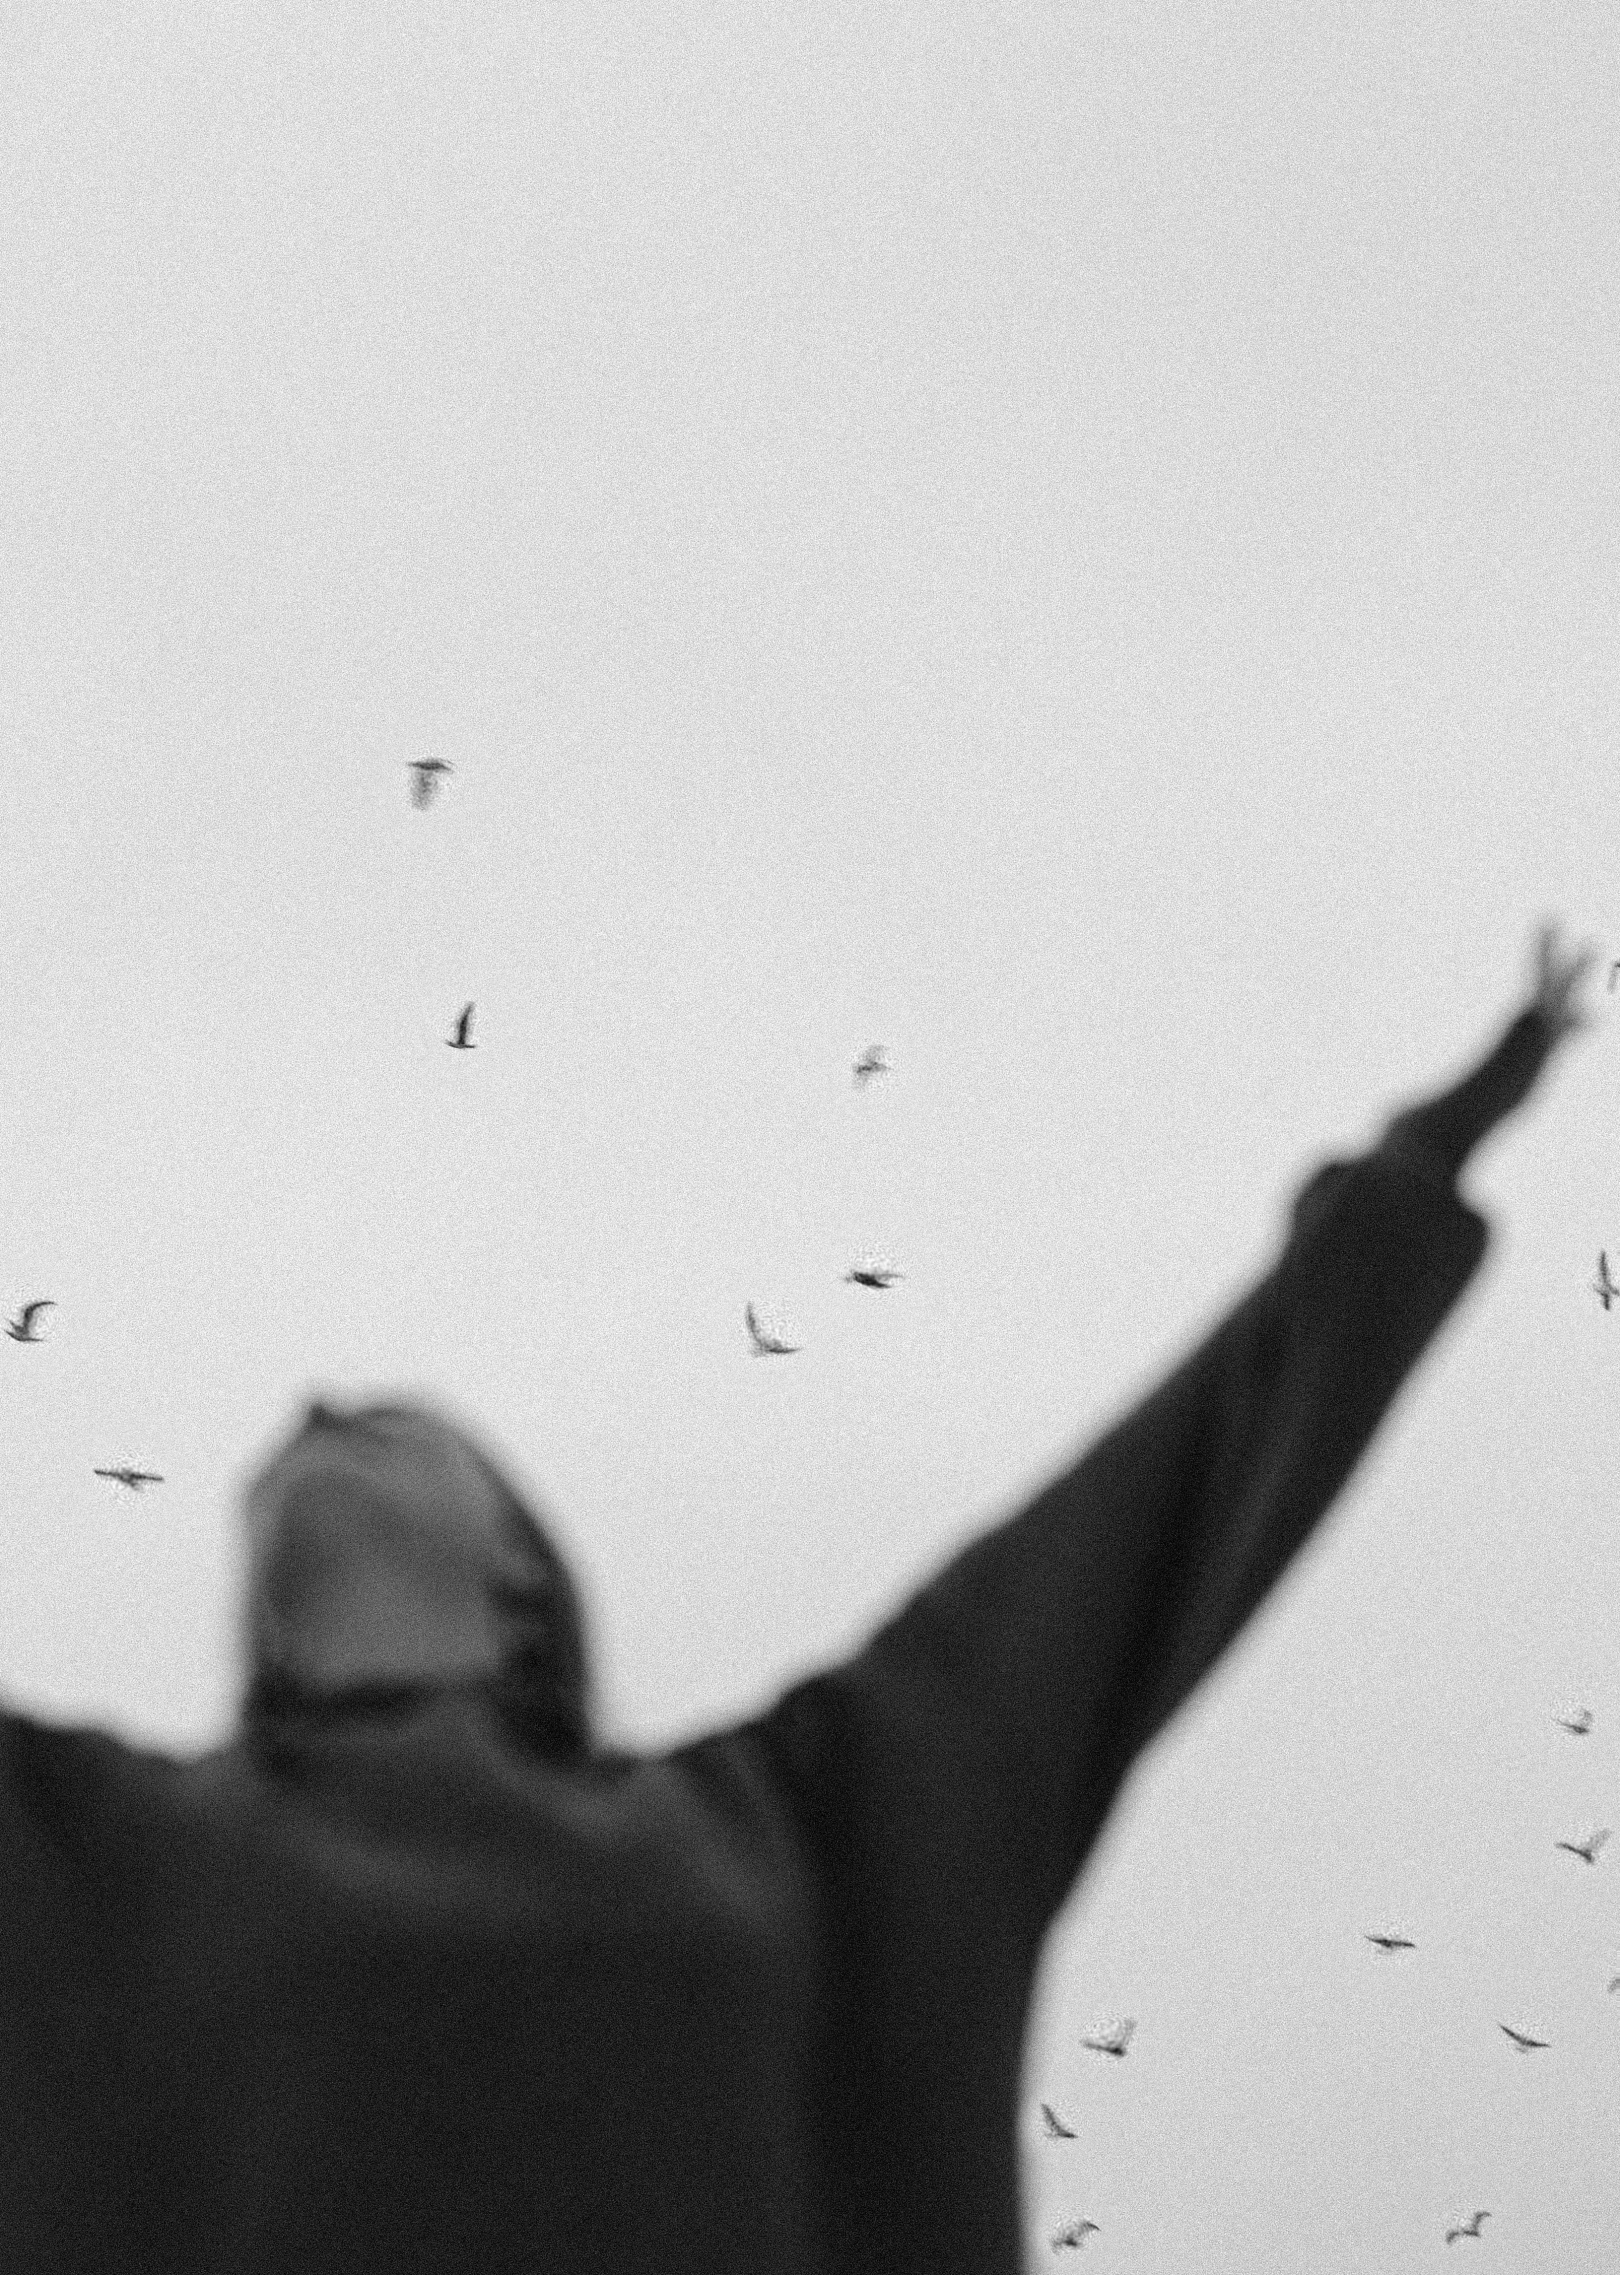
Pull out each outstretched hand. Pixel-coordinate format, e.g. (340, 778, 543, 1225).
(1381, 919, 1600, 1175)
(1527, 920, 1600, 1043)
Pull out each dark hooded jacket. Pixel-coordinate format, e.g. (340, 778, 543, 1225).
(0, 1014, 1549, 2273)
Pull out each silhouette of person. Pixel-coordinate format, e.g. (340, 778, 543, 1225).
(0, 921, 1596, 2274)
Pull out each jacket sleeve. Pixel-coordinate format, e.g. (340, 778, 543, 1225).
(737, 1146, 1488, 1946)
(0, 1708, 127, 2247)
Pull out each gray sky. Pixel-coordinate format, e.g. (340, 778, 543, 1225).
(3, 3, 1617, 2263)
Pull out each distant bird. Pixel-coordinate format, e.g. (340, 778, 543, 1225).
(408, 758, 453, 808)
(93, 1467, 164, 1492)
(1499, 2023, 1549, 2052)
(1609, 960, 1619, 993)
(1554, 1706, 1593, 1736)
(1608, 1975, 1620, 1994)
(1081, 2019, 1134, 2058)
(1556, 1828, 1610, 1865)
(1365, 1933, 1417, 1952)
(1050, 2219, 1099, 2253)
(6, 1300, 54, 1342)
(1445, 2211, 1490, 2244)
(1040, 2103, 1077, 2140)
(845, 1265, 904, 1289)
(446, 1002, 476, 1050)
(1593, 1252, 1619, 1310)
(853, 1044, 889, 1086)
(745, 1302, 800, 1356)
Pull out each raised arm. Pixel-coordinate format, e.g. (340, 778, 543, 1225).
(737, 923, 1598, 1945)
(1378, 921, 1596, 1189)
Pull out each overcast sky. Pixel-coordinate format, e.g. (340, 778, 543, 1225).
(3, 2, 1617, 2264)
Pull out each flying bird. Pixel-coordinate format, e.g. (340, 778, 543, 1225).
(1050, 2219, 1099, 2252)
(1445, 2211, 1490, 2244)
(1556, 1828, 1610, 1864)
(1593, 1252, 1620, 1310)
(446, 1003, 476, 1050)
(1608, 1976, 1620, 1994)
(1365, 1934, 1417, 1952)
(1081, 2019, 1134, 2058)
(1554, 1706, 1593, 1736)
(93, 1468, 164, 1492)
(408, 758, 453, 808)
(6, 1300, 54, 1341)
(1040, 2103, 1076, 2140)
(745, 1302, 800, 1356)
(853, 1044, 889, 1086)
(845, 1265, 904, 1289)
(1499, 2023, 1549, 2052)
(1610, 960, 1619, 992)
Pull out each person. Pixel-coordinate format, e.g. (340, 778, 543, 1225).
(0, 922, 1596, 2274)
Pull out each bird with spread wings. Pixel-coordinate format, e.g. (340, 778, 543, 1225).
(1555, 1827, 1609, 1865)
(1445, 2210, 1489, 2244)
(745, 1303, 800, 1357)
(93, 1468, 164, 1492)
(6, 1300, 54, 1342)
(845, 1264, 903, 1289)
